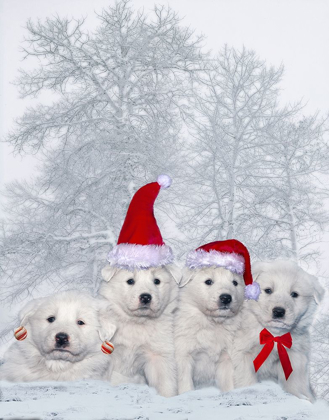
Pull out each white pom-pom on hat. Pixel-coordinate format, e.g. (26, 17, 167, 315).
(245, 282, 261, 301)
(157, 174, 172, 189)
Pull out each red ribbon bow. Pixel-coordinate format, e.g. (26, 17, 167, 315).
(253, 328, 293, 380)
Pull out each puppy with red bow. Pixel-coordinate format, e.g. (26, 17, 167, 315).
(232, 260, 324, 401)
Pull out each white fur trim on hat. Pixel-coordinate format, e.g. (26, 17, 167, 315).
(157, 174, 172, 189)
(186, 249, 245, 275)
(107, 243, 174, 270)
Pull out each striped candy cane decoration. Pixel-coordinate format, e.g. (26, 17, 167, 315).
(14, 326, 27, 341)
(101, 341, 114, 354)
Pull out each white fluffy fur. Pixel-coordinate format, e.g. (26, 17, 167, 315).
(174, 266, 245, 394)
(186, 249, 245, 274)
(107, 243, 174, 270)
(99, 264, 181, 397)
(232, 260, 325, 402)
(1, 291, 116, 382)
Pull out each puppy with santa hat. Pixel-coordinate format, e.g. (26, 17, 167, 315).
(99, 175, 181, 397)
(174, 239, 260, 394)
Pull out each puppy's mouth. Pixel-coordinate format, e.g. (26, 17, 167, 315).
(207, 307, 233, 317)
(268, 319, 293, 330)
(52, 348, 71, 352)
(51, 348, 78, 356)
(217, 308, 233, 316)
(217, 302, 235, 312)
(134, 305, 153, 311)
(131, 306, 154, 314)
(51, 349, 75, 356)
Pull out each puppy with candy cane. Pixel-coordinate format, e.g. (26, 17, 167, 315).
(174, 240, 260, 394)
(232, 260, 324, 401)
(1, 290, 116, 382)
(99, 175, 181, 397)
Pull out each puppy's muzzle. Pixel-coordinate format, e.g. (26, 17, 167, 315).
(55, 332, 70, 347)
(219, 294, 232, 308)
(272, 307, 286, 319)
(139, 293, 152, 306)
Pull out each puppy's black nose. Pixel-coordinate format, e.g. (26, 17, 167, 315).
(55, 332, 69, 347)
(272, 307, 286, 319)
(140, 293, 152, 305)
(219, 294, 232, 305)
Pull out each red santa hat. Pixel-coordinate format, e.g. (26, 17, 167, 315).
(107, 174, 173, 270)
(185, 239, 260, 300)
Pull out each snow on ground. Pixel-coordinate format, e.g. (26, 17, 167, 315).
(0, 380, 328, 420)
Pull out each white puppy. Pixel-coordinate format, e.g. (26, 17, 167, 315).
(99, 264, 180, 397)
(1, 291, 116, 382)
(232, 260, 324, 401)
(175, 266, 245, 394)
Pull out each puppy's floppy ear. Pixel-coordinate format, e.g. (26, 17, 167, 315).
(309, 274, 325, 305)
(179, 267, 195, 288)
(19, 297, 45, 325)
(165, 264, 182, 285)
(97, 304, 117, 342)
(101, 264, 118, 282)
(251, 261, 267, 281)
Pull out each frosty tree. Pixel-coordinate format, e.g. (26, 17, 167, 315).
(1, 1, 328, 310)
(310, 309, 329, 400)
(242, 115, 329, 263)
(0, 0, 204, 302)
(177, 47, 289, 250)
(176, 46, 329, 262)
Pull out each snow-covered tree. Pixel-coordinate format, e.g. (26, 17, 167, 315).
(242, 115, 329, 263)
(0, 0, 204, 302)
(174, 46, 329, 263)
(310, 310, 329, 400)
(176, 46, 294, 253)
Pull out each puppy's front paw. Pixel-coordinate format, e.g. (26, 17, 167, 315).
(178, 382, 194, 395)
(159, 388, 177, 398)
(298, 392, 315, 404)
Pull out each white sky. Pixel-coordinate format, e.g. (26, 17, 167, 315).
(0, 0, 328, 272)
(1, 0, 328, 185)
(1, 0, 328, 183)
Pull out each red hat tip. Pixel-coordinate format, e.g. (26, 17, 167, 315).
(157, 174, 172, 189)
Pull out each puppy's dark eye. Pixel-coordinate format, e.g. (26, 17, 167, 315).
(233, 280, 238, 286)
(154, 278, 161, 285)
(291, 292, 299, 298)
(264, 288, 273, 295)
(205, 279, 213, 286)
(77, 320, 85, 325)
(47, 316, 55, 323)
(127, 279, 135, 285)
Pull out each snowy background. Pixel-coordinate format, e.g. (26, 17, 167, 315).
(1, 0, 329, 418)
